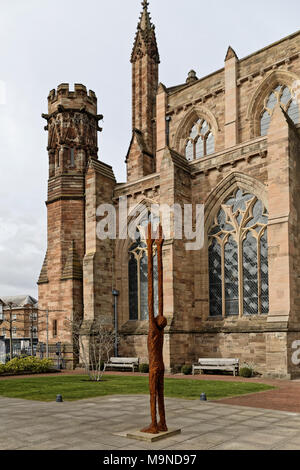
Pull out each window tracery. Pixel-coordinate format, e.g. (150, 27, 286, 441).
(208, 189, 269, 317)
(128, 219, 158, 321)
(185, 119, 215, 161)
(260, 84, 299, 136)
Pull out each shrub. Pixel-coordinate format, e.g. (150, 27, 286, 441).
(139, 363, 149, 373)
(4, 357, 54, 374)
(0, 363, 5, 375)
(181, 365, 192, 375)
(239, 367, 253, 378)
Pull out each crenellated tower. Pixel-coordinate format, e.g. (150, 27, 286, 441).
(126, 0, 160, 181)
(38, 84, 103, 367)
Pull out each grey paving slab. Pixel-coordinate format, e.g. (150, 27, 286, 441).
(237, 431, 289, 447)
(2, 394, 300, 450)
(274, 442, 300, 450)
(213, 440, 269, 450)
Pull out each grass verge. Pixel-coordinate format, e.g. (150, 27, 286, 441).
(0, 375, 275, 402)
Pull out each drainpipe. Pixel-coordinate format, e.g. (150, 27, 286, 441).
(112, 290, 119, 357)
(166, 116, 171, 147)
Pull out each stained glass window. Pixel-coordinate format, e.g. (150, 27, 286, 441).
(209, 238, 222, 317)
(243, 232, 258, 315)
(260, 84, 299, 136)
(128, 253, 138, 320)
(140, 252, 148, 321)
(185, 119, 215, 161)
(208, 188, 269, 317)
(128, 225, 158, 321)
(225, 235, 239, 315)
(260, 229, 269, 314)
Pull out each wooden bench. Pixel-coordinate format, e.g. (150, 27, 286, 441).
(103, 357, 139, 373)
(192, 358, 239, 376)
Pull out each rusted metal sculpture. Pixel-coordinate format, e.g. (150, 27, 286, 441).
(141, 222, 168, 434)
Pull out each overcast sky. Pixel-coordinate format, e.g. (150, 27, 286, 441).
(0, 0, 299, 299)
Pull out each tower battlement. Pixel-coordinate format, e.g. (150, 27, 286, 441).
(48, 83, 97, 115)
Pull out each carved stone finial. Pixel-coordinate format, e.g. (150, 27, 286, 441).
(186, 70, 198, 84)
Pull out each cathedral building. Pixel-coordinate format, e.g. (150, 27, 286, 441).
(38, 1, 300, 378)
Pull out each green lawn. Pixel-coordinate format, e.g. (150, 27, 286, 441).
(0, 375, 275, 402)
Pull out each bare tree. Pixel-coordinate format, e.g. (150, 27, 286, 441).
(65, 317, 118, 382)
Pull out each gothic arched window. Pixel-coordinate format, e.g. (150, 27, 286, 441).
(128, 225, 158, 321)
(260, 84, 299, 136)
(208, 189, 269, 317)
(185, 119, 215, 161)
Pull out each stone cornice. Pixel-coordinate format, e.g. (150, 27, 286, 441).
(167, 86, 224, 116)
(42, 107, 102, 123)
(189, 137, 268, 177)
(237, 53, 300, 86)
(46, 195, 85, 206)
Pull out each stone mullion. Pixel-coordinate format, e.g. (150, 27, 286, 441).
(203, 136, 207, 157)
(193, 140, 196, 160)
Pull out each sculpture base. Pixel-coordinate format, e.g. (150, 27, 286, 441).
(126, 428, 181, 443)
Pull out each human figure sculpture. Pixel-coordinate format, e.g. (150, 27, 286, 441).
(141, 222, 168, 434)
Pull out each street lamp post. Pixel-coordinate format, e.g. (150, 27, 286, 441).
(8, 303, 13, 361)
(30, 306, 34, 356)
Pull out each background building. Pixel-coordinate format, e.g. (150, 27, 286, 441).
(38, 1, 300, 378)
(0, 295, 38, 362)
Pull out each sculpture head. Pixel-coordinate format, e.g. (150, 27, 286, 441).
(155, 315, 167, 330)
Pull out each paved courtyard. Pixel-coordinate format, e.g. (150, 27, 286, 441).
(1, 394, 300, 450)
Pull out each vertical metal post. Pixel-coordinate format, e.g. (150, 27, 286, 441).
(9, 305, 13, 361)
(30, 306, 34, 356)
(46, 309, 49, 359)
(56, 342, 61, 369)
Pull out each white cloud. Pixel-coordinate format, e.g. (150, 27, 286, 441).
(0, 211, 46, 297)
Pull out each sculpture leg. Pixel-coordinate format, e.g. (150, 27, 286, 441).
(140, 370, 159, 434)
(157, 371, 168, 432)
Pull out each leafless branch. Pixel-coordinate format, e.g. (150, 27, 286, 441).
(64, 317, 118, 382)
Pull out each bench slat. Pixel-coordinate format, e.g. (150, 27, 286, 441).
(198, 359, 239, 365)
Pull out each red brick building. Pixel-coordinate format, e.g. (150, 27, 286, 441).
(38, 2, 300, 378)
